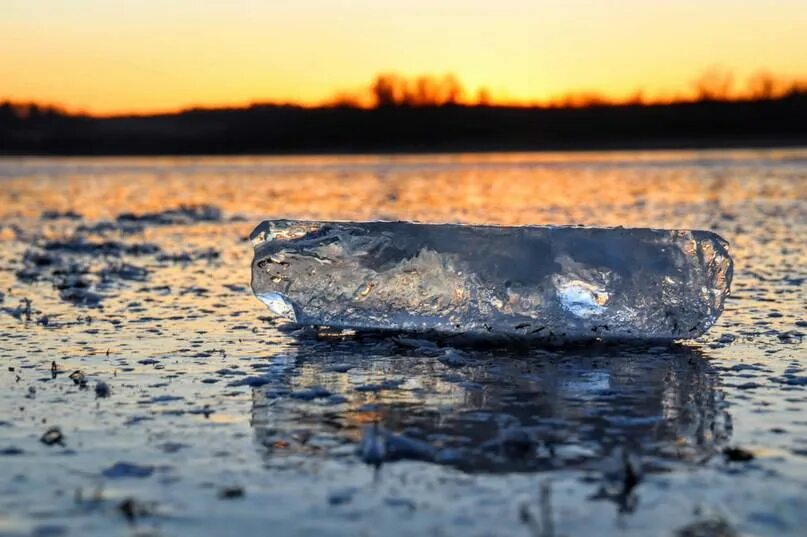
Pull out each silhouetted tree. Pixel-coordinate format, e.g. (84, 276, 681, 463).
(372, 74, 406, 107)
(370, 73, 466, 107)
(747, 71, 778, 100)
(693, 67, 734, 101)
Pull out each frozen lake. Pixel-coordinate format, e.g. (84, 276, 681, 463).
(0, 149, 805, 536)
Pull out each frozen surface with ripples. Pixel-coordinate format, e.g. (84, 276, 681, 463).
(0, 149, 804, 537)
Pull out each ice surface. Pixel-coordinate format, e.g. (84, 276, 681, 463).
(251, 220, 733, 341)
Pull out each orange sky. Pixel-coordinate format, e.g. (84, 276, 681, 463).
(2, 0, 806, 115)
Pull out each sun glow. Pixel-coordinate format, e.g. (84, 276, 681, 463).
(1, 0, 806, 115)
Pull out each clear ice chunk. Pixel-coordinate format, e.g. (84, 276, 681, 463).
(250, 220, 733, 341)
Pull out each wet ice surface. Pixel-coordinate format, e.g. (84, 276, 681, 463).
(0, 150, 805, 536)
(251, 220, 732, 340)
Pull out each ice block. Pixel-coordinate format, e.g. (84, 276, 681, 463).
(250, 220, 732, 341)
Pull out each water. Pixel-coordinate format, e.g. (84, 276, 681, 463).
(0, 149, 804, 536)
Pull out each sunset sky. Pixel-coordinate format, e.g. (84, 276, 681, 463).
(2, 0, 806, 115)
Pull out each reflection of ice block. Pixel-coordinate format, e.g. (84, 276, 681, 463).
(250, 220, 733, 341)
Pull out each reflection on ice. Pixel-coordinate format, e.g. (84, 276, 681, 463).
(251, 336, 730, 474)
(256, 292, 298, 322)
(554, 277, 610, 318)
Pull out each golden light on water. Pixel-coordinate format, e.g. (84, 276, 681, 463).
(1, 152, 803, 224)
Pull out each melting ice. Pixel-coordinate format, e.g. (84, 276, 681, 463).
(250, 220, 733, 341)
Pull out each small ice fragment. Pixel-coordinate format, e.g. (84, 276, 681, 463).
(250, 220, 733, 341)
(257, 292, 297, 322)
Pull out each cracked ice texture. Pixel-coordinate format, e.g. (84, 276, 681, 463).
(250, 220, 733, 341)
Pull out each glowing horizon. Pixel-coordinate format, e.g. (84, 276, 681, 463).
(2, 0, 806, 115)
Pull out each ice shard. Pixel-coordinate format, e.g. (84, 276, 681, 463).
(250, 220, 733, 341)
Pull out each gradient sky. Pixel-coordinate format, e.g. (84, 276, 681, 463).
(2, 0, 806, 115)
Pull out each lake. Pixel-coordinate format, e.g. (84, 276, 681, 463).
(0, 149, 805, 536)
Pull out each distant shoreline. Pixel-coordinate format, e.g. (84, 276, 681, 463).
(2, 139, 807, 158)
(2, 98, 805, 156)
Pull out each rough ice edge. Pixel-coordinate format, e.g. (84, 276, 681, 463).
(250, 219, 734, 343)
